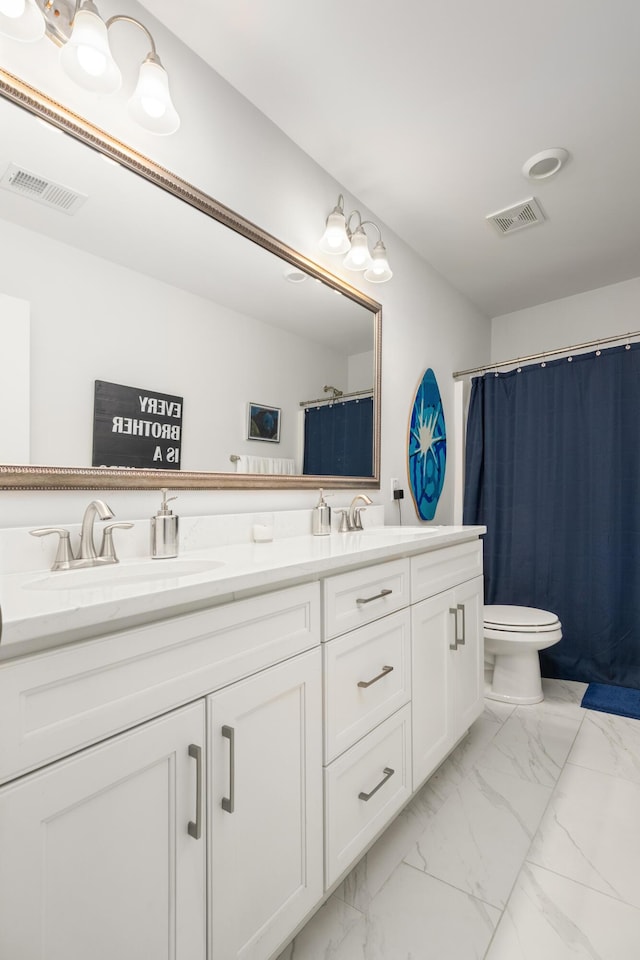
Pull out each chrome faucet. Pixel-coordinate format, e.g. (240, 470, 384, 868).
(78, 499, 114, 560)
(30, 499, 133, 571)
(347, 493, 373, 531)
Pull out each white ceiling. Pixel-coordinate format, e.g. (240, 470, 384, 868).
(138, 0, 640, 318)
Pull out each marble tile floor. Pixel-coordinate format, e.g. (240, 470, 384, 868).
(277, 679, 640, 959)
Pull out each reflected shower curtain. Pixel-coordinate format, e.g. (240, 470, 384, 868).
(463, 342, 640, 687)
(303, 397, 373, 477)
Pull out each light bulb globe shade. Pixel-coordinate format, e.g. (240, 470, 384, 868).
(0, 0, 45, 42)
(319, 209, 350, 254)
(128, 59, 180, 135)
(364, 241, 393, 283)
(343, 229, 373, 271)
(0, 0, 25, 16)
(59, 8, 121, 93)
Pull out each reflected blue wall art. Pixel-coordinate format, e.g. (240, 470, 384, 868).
(408, 368, 446, 520)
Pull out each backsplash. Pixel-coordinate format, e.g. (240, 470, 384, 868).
(0, 505, 385, 576)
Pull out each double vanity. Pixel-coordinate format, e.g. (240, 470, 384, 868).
(0, 509, 485, 960)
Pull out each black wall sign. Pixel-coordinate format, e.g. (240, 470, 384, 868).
(92, 380, 183, 470)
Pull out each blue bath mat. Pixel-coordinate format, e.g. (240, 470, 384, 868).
(581, 683, 640, 720)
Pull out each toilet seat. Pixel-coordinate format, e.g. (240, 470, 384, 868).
(484, 605, 560, 632)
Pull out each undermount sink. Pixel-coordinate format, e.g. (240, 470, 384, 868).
(24, 558, 225, 591)
(360, 525, 443, 536)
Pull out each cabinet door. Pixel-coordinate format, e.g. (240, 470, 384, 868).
(450, 575, 484, 740)
(411, 590, 454, 788)
(0, 701, 206, 960)
(411, 576, 484, 788)
(208, 648, 323, 960)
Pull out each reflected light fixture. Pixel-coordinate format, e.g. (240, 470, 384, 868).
(319, 194, 393, 283)
(0, 0, 180, 135)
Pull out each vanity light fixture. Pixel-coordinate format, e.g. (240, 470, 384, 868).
(0, 0, 180, 135)
(319, 194, 393, 283)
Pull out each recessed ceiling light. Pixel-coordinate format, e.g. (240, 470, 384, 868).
(522, 148, 570, 180)
(283, 266, 307, 283)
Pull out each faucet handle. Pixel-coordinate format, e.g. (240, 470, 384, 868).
(353, 506, 367, 530)
(30, 527, 75, 570)
(337, 509, 350, 533)
(100, 522, 134, 562)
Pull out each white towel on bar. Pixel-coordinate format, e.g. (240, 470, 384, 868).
(235, 455, 296, 474)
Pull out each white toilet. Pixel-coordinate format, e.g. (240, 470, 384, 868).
(483, 605, 562, 704)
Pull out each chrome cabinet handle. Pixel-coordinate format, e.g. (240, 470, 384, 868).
(221, 725, 235, 814)
(449, 607, 459, 650)
(356, 588, 393, 606)
(357, 665, 394, 688)
(449, 604, 466, 650)
(187, 744, 202, 840)
(358, 766, 395, 801)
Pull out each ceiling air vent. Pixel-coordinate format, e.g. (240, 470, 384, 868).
(0, 163, 87, 215)
(486, 197, 545, 236)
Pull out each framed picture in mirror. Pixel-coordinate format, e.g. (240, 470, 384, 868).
(248, 403, 281, 443)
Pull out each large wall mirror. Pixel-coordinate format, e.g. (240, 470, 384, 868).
(0, 70, 381, 491)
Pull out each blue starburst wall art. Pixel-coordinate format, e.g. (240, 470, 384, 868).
(408, 368, 446, 520)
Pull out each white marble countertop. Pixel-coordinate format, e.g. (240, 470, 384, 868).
(0, 522, 485, 659)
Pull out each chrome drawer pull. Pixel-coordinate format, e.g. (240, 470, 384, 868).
(221, 725, 235, 814)
(356, 588, 393, 606)
(358, 766, 395, 801)
(357, 665, 394, 688)
(187, 744, 202, 839)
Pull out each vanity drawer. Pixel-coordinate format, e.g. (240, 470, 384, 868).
(0, 582, 320, 785)
(323, 609, 411, 763)
(411, 540, 483, 603)
(324, 703, 412, 889)
(323, 558, 410, 640)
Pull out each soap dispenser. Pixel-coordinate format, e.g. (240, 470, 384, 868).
(312, 488, 331, 536)
(151, 488, 179, 558)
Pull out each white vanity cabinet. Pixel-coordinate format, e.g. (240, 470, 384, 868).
(320, 542, 484, 890)
(322, 561, 413, 888)
(0, 582, 322, 960)
(0, 701, 207, 960)
(207, 648, 323, 960)
(0, 526, 485, 960)
(411, 541, 484, 788)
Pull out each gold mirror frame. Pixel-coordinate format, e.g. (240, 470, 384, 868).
(0, 69, 381, 491)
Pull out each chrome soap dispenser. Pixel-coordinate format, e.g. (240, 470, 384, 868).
(151, 488, 179, 558)
(312, 488, 331, 536)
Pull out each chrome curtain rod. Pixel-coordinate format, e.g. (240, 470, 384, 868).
(299, 388, 373, 408)
(453, 329, 640, 379)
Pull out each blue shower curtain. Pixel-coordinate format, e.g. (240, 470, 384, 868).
(464, 342, 640, 687)
(303, 397, 373, 477)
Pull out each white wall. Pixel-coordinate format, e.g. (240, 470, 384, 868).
(347, 352, 374, 393)
(491, 277, 640, 364)
(0, 2, 491, 529)
(0, 293, 29, 463)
